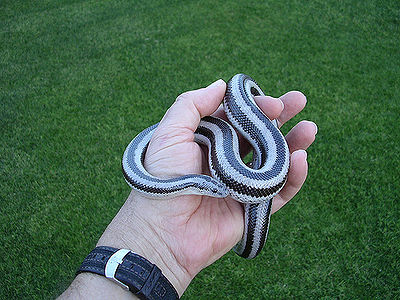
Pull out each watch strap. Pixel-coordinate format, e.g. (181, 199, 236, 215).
(77, 246, 179, 300)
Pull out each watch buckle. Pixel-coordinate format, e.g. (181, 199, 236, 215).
(104, 249, 131, 291)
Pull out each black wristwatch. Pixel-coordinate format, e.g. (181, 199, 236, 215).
(77, 246, 179, 300)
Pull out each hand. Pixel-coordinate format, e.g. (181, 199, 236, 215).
(96, 79, 317, 297)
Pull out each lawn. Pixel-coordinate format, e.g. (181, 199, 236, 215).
(1, 0, 399, 299)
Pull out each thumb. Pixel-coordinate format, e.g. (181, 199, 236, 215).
(159, 79, 226, 135)
(144, 79, 226, 176)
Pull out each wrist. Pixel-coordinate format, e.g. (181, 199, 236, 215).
(61, 272, 138, 299)
(97, 192, 192, 297)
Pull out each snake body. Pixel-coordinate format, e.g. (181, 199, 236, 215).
(122, 74, 290, 259)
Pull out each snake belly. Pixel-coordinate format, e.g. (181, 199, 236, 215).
(122, 74, 290, 259)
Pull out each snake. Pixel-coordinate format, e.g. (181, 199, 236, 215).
(122, 74, 290, 259)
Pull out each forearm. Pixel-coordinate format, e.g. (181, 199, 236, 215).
(58, 192, 192, 299)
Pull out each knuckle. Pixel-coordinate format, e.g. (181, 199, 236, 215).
(175, 91, 193, 103)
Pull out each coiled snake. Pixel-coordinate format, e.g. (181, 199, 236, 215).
(122, 74, 290, 259)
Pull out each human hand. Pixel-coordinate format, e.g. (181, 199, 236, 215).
(96, 79, 317, 297)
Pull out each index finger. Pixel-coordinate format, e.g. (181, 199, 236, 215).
(277, 91, 307, 127)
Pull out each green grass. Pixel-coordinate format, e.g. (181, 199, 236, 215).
(1, 0, 399, 298)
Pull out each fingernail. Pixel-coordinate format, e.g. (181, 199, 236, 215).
(209, 79, 225, 88)
(298, 149, 308, 161)
(278, 98, 284, 111)
(311, 122, 318, 135)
